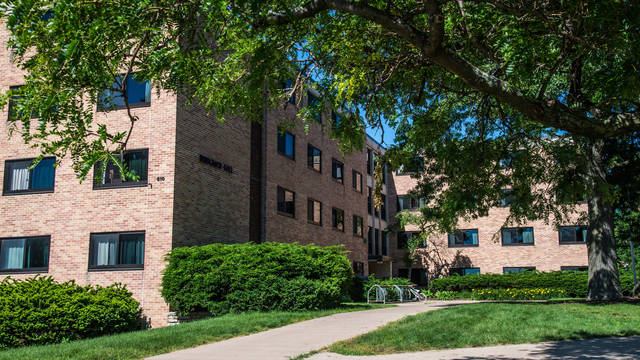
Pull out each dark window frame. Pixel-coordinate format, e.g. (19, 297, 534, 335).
(277, 186, 296, 218)
(88, 231, 145, 271)
(558, 225, 588, 244)
(449, 267, 480, 276)
(97, 73, 151, 112)
(561, 266, 588, 271)
(332, 158, 344, 184)
(366, 149, 373, 175)
(332, 207, 345, 232)
(307, 198, 322, 226)
(307, 91, 321, 123)
(0, 235, 50, 274)
(307, 143, 322, 173)
(92, 149, 149, 190)
(353, 215, 363, 237)
(503, 266, 536, 274)
(3, 157, 56, 196)
(448, 229, 479, 248)
(277, 131, 295, 160)
(352, 170, 362, 193)
(501, 227, 535, 246)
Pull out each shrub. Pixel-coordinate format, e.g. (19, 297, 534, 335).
(420, 289, 434, 299)
(162, 242, 353, 315)
(0, 276, 141, 349)
(434, 291, 457, 300)
(362, 275, 414, 302)
(431, 270, 635, 298)
(471, 288, 566, 300)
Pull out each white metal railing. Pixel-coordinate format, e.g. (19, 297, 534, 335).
(367, 284, 426, 303)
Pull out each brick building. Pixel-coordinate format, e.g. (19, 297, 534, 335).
(0, 24, 587, 326)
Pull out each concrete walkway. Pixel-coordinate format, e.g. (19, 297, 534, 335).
(309, 336, 640, 360)
(147, 301, 474, 360)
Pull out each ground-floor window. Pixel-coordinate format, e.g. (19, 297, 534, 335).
(503, 266, 535, 274)
(89, 232, 145, 270)
(449, 267, 480, 276)
(0, 236, 50, 273)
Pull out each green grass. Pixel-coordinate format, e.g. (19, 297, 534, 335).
(329, 302, 640, 355)
(0, 303, 390, 360)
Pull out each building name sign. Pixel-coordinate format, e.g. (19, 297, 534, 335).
(199, 154, 233, 173)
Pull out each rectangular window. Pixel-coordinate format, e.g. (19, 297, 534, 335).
(561, 266, 588, 271)
(307, 198, 322, 225)
(3, 157, 56, 195)
(307, 144, 321, 172)
(93, 149, 148, 189)
(307, 91, 321, 123)
(352, 170, 362, 193)
(332, 159, 344, 183)
(367, 187, 373, 215)
(89, 232, 145, 270)
(367, 227, 374, 254)
(7, 85, 33, 121)
(277, 186, 295, 217)
(277, 131, 295, 160)
(332, 208, 344, 231)
(367, 149, 373, 175)
(98, 73, 151, 111)
(0, 236, 50, 273)
(501, 227, 534, 246)
(448, 229, 479, 247)
(331, 111, 341, 130)
(381, 194, 387, 220)
(397, 195, 425, 211)
(353, 215, 363, 237)
(450, 267, 480, 276)
(503, 267, 535, 274)
(397, 232, 425, 249)
(352, 261, 365, 276)
(500, 189, 515, 207)
(559, 226, 588, 244)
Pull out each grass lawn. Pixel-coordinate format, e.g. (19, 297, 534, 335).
(329, 302, 640, 355)
(0, 303, 390, 360)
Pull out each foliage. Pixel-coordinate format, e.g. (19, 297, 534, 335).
(420, 289, 434, 299)
(0, 304, 388, 360)
(433, 291, 457, 301)
(0, 276, 141, 349)
(430, 270, 636, 298)
(161, 242, 353, 315)
(329, 303, 640, 355)
(471, 288, 566, 301)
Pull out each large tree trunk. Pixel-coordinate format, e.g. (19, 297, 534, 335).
(586, 139, 622, 301)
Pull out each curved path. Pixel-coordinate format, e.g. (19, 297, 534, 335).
(147, 301, 475, 360)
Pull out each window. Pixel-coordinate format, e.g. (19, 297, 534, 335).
(500, 189, 515, 207)
(380, 194, 387, 220)
(366, 149, 373, 175)
(353, 215, 363, 237)
(277, 131, 295, 160)
(282, 79, 295, 104)
(277, 186, 295, 217)
(89, 232, 145, 270)
(307, 198, 322, 225)
(501, 227, 534, 245)
(331, 111, 341, 130)
(307, 91, 321, 123)
(307, 144, 321, 172)
(332, 159, 344, 183)
(0, 236, 50, 273)
(367, 227, 374, 254)
(448, 229, 479, 247)
(367, 187, 373, 214)
(352, 261, 365, 276)
(397, 195, 425, 211)
(397, 232, 425, 249)
(503, 267, 535, 274)
(7, 85, 29, 121)
(3, 157, 55, 195)
(332, 208, 344, 231)
(352, 170, 362, 193)
(98, 73, 151, 111)
(559, 226, 588, 244)
(93, 149, 148, 189)
(561, 266, 588, 271)
(450, 268, 480, 276)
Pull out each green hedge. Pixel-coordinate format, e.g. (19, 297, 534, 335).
(430, 270, 635, 297)
(161, 242, 353, 315)
(471, 288, 566, 300)
(0, 276, 142, 349)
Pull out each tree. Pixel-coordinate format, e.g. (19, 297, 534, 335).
(1, 1, 639, 300)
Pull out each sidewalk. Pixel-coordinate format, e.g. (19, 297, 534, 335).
(147, 301, 475, 360)
(309, 336, 640, 360)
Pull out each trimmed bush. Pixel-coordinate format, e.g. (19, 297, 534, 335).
(0, 276, 142, 349)
(161, 242, 353, 315)
(434, 290, 458, 300)
(471, 288, 566, 300)
(430, 270, 635, 297)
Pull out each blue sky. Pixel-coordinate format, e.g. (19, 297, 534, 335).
(366, 124, 396, 146)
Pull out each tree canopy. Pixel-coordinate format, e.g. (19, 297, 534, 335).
(1, 0, 639, 299)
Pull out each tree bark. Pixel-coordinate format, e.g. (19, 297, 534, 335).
(586, 139, 622, 300)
